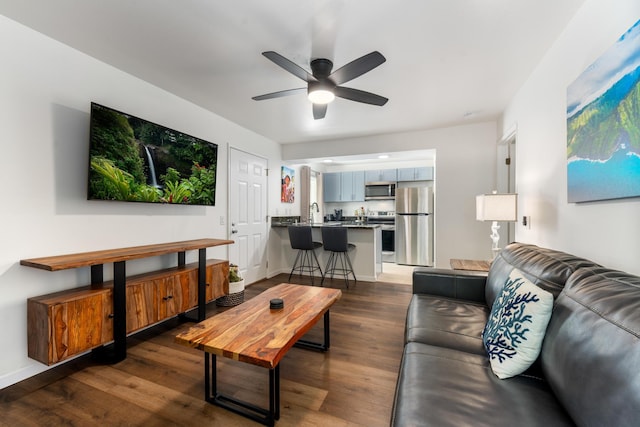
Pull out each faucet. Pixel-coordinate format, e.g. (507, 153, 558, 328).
(310, 202, 319, 223)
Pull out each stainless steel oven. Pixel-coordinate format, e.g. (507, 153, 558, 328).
(380, 226, 395, 262)
(367, 213, 395, 262)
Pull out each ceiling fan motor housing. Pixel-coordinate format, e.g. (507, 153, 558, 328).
(310, 58, 334, 79)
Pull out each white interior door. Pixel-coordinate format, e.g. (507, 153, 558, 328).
(228, 148, 268, 285)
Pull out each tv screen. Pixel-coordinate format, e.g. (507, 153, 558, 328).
(88, 102, 217, 206)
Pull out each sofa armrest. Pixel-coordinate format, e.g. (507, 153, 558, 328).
(412, 268, 488, 303)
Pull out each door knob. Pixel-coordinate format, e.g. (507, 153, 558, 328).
(231, 229, 238, 234)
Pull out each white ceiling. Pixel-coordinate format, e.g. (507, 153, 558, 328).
(0, 0, 585, 145)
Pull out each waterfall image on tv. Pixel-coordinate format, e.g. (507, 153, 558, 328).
(88, 103, 217, 206)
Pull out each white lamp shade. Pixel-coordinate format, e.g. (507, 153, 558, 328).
(476, 193, 517, 221)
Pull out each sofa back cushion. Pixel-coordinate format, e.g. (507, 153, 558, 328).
(541, 267, 640, 426)
(485, 243, 599, 308)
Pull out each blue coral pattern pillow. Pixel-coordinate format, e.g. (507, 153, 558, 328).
(482, 268, 553, 379)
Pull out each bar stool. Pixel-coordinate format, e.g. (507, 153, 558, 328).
(320, 226, 356, 288)
(288, 225, 323, 285)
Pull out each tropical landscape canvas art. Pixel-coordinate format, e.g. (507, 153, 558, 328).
(567, 19, 640, 203)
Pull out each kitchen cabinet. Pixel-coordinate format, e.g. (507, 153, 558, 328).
(397, 166, 433, 181)
(365, 168, 397, 182)
(323, 171, 365, 202)
(323, 172, 342, 202)
(341, 171, 365, 201)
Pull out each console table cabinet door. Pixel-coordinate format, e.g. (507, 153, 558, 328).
(28, 290, 112, 365)
(65, 292, 113, 362)
(207, 261, 229, 300)
(155, 274, 195, 319)
(125, 281, 155, 333)
(173, 270, 198, 312)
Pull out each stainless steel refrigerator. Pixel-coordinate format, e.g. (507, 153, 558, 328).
(395, 187, 433, 266)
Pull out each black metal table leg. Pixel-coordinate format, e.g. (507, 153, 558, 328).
(205, 353, 279, 426)
(112, 261, 127, 362)
(197, 248, 206, 321)
(274, 364, 280, 420)
(294, 310, 331, 351)
(91, 264, 103, 286)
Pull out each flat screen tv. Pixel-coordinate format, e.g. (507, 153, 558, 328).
(88, 102, 217, 206)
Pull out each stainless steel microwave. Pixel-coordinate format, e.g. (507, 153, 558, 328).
(365, 182, 396, 200)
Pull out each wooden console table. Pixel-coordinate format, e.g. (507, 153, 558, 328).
(22, 238, 233, 365)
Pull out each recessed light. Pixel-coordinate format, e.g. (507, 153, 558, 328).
(323, 159, 333, 163)
(378, 154, 389, 159)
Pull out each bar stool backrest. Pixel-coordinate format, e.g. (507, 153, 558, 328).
(321, 227, 349, 252)
(288, 226, 315, 250)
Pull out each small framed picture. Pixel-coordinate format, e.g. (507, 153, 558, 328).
(281, 166, 294, 203)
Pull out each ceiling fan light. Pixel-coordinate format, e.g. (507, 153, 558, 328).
(308, 89, 335, 104)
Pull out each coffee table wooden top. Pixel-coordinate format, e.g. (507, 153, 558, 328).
(175, 283, 342, 369)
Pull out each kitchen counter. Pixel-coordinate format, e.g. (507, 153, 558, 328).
(270, 215, 380, 229)
(271, 222, 380, 229)
(268, 220, 382, 282)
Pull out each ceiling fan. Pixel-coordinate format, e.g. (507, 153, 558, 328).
(252, 51, 388, 120)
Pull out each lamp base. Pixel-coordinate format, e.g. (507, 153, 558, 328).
(490, 221, 501, 259)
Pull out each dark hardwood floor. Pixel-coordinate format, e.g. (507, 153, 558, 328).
(0, 273, 412, 426)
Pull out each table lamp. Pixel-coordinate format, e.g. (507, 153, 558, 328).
(476, 192, 517, 258)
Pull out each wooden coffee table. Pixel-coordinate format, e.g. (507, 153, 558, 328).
(175, 283, 342, 426)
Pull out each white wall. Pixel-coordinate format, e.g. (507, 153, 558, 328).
(0, 15, 283, 388)
(502, 0, 640, 275)
(283, 122, 499, 267)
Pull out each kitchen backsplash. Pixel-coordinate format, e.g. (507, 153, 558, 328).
(325, 200, 395, 216)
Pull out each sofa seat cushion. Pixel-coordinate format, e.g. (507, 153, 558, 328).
(405, 294, 488, 355)
(391, 342, 575, 427)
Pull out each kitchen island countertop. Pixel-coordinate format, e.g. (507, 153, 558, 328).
(271, 222, 380, 229)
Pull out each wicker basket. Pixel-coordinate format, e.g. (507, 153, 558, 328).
(216, 290, 245, 306)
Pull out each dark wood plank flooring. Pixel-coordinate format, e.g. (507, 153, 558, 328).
(0, 273, 412, 426)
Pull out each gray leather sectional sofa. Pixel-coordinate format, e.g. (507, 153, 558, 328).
(391, 242, 640, 426)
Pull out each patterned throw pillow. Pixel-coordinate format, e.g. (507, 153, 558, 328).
(482, 268, 554, 379)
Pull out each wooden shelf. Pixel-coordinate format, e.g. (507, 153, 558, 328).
(21, 238, 234, 271)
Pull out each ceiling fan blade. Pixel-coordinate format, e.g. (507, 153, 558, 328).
(329, 51, 386, 85)
(262, 51, 315, 82)
(252, 87, 306, 101)
(334, 86, 388, 106)
(313, 103, 327, 120)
